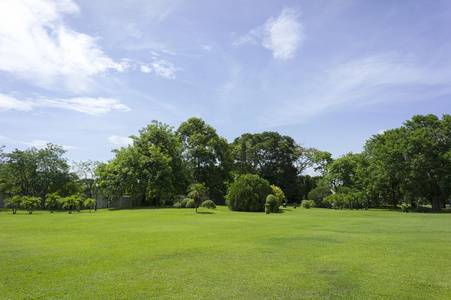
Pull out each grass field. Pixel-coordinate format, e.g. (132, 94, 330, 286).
(1, 206, 450, 299)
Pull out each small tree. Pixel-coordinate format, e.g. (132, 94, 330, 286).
(62, 196, 76, 214)
(73, 194, 85, 212)
(187, 183, 206, 213)
(45, 192, 60, 213)
(21, 196, 41, 214)
(84, 198, 96, 213)
(4, 195, 21, 214)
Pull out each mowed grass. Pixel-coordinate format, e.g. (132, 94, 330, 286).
(0, 206, 450, 299)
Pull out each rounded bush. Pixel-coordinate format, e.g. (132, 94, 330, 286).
(181, 198, 191, 208)
(266, 194, 277, 205)
(227, 174, 272, 212)
(266, 194, 278, 213)
(301, 200, 316, 209)
(185, 199, 195, 208)
(201, 200, 216, 209)
(173, 202, 182, 209)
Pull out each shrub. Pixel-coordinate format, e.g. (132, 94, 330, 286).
(270, 185, 285, 207)
(185, 199, 195, 208)
(227, 174, 272, 212)
(181, 198, 191, 208)
(173, 202, 182, 208)
(201, 200, 216, 209)
(415, 206, 428, 213)
(308, 186, 332, 207)
(401, 202, 409, 213)
(265, 203, 271, 214)
(266, 194, 278, 213)
(301, 200, 316, 209)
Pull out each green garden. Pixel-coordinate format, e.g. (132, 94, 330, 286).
(1, 114, 451, 298)
(1, 206, 450, 299)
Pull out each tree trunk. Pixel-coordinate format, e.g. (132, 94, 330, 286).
(431, 197, 442, 212)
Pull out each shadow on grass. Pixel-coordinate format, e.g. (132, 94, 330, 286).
(196, 211, 215, 214)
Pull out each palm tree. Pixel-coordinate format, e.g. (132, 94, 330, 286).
(4, 195, 21, 214)
(21, 196, 41, 214)
(187, 183, 206, 213)
(45, 192, 60, 213)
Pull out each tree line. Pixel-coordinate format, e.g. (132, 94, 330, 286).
(1, 114, 450, 212)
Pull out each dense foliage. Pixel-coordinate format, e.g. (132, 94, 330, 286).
(1, 114, 449, 212)
(227, 174, 272, 212)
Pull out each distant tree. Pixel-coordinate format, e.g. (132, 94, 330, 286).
(187, 183, 207, 213)
(0, 144, 76, 201)
(227, 174, 272, 212)
(72, 160, 99, 199)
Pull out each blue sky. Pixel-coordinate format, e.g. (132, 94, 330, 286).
(1, 0, 450, 166)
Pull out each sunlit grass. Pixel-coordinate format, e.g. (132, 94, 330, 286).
(0, 206, 450, 299)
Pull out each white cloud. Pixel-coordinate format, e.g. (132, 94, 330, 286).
(140, 65, 152, 73)
(235, 7, 304, 60)
(0, 94, 33, 111)
(108, 135, 133, 146)
(40, 97, 131, 115)
(149, 60, 181, 79)
(0, 93, 130, 115)
(262, 8, 304, 60)
(0, 0, 126, 92)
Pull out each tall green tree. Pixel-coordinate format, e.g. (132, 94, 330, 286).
(403, 114, 451, 211)
(364, 114, 451, 211)
(96, 121, 187, 206)
(0, 144, 76, 200)
(177, 117, 232, 204)
(231, 132, 299, 200)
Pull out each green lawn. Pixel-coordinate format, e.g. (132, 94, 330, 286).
(1, 206, 450, 299)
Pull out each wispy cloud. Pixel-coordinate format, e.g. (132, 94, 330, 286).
(262, 53, 451, 126)
(0, 0, 127, 92)
(140, 60, 182, 79)
(0, 135, 76, 150)
(234, 7, 304, 60)
(0, 94, 33, 111)
(40, 97, 131, 115)
(108, 135, 133, 146)
(0, 94, 130, 115)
